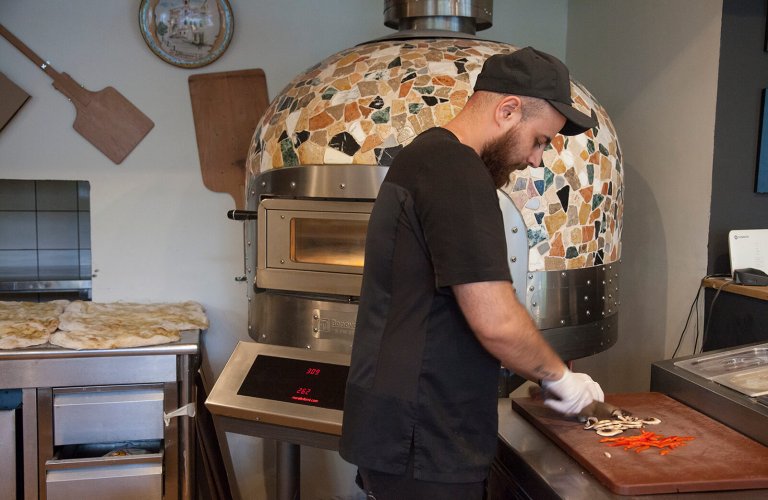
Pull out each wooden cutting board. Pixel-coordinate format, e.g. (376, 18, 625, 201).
(512, 392, 768, 495)
(188, 69, 269, 209)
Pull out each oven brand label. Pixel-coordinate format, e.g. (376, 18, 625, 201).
(331, 318, 356, 329)
(314, 309, 356, 338)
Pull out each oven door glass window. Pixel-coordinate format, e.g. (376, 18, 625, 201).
(291, 218, 366, 268)
(258, 199, 372, 296)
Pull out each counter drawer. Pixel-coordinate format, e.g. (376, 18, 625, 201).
(53, 385, 164, 446)
(46, 452, 162, 500)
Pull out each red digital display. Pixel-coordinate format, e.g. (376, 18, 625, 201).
(237, 355, 348, 410)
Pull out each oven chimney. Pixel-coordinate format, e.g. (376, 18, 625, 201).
(383, 0, 493, 35)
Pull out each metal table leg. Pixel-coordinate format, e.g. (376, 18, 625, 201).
(22, 389, 37, 500)
(179, 354, 197, 500)
(276, 441, 300, 500)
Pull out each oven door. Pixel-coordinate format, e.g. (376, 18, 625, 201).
(257, 198, 372, 296)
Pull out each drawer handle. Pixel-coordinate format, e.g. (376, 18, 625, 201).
(163, 403, 196, 427)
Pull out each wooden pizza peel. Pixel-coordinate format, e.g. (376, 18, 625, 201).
(0, 72, 30, 133)
(0, 24, 154, 164)
(188, 69, 269, 210)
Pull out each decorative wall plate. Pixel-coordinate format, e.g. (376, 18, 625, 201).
(139, 0, 234, 69)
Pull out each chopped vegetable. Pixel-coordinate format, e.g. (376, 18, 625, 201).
(599, 430, 694, 455)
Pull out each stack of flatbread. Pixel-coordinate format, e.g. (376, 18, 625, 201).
(50, 301, 209, 350)
(0, 300, 69, 349)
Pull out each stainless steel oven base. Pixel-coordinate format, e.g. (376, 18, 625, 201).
(541, 313, 618, 361)
(250, 289, 618, 361)
(250, 292, 358, 352)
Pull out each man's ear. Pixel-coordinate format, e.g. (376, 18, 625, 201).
(497, 95, 523, 127)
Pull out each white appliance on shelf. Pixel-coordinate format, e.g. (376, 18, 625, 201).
(729, 229, 768, 275)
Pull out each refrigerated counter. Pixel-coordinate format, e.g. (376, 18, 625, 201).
(0, 331, 199, 500)
(651, 342, 768, 446)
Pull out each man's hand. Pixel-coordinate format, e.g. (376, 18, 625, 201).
(541, 369, 604, 416)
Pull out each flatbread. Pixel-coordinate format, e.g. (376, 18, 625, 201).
(52, 301, 208, 350)
(0, 321, 52, 349)
(50, 326, 180, 350)
(0, 300, 69, 349)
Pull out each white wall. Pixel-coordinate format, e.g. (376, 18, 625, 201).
(568, 1, 723, 391)
(0, 1, 567, 498)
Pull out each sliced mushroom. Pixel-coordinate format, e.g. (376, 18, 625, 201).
(619, 422, 640, 429)
(584, 417, 599, 429)
(613, 410, 633, 419)
(591, 419, 614, 427)
(583, 413, 661, 436)
(596, 428, 624, 437)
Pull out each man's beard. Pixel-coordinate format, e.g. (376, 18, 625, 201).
(480, 125, 529, 189)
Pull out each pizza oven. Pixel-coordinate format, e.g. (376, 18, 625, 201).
(229, 165, 386, 353)
(233, 0, 624, 370)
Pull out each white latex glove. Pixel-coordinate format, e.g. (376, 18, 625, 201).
(541, 368, 604, 416)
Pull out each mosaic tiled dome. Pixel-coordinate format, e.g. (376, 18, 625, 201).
(246, 38, 623, 271)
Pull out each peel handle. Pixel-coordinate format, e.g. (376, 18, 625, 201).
(0, 23, 90, 105)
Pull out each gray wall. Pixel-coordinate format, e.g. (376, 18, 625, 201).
(708, 0, 768, 272)
(703, 0, 768, 352)
(567, 0, 723, 391)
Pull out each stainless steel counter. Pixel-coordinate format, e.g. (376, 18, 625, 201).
(651, 346, 768, 447)
(1, 331, 199, 390)
(0, 331, 200, 500)
(495, 398, 768, 499)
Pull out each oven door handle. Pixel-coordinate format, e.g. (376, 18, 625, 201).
(227, 209, 259, 220)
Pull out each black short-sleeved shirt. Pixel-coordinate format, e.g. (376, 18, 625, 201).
(339, 127, 512, 483)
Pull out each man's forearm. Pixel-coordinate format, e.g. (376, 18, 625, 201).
(453, 280, 566, 382)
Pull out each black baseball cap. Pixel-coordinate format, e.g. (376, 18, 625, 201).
(474, 47, 598, 136)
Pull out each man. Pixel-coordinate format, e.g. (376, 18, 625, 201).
(339, 47, 604, 499)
